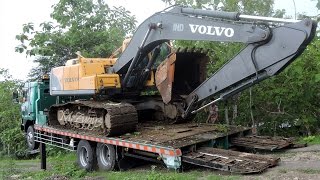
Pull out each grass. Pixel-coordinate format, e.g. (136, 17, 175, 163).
(0, 152, 78, 179)
(296, 169, 320, 174)
(89, 171, 239, 180)
(297, 135, 320, 145)
(0, 152, 240, 180)
(278, 168, 320, 175)
(278, 169, 288, 174)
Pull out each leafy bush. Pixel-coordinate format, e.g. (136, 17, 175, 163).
(0, 69, 27, 157)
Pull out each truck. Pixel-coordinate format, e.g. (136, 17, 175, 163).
(18, 6, 316, 173)
(20, 76, 56, 151)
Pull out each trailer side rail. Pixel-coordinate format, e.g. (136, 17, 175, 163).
(34, 130, 77, 151)
(34, 125, 182, 156)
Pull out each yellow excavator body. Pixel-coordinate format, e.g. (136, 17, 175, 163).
(50, 38, 156, 95)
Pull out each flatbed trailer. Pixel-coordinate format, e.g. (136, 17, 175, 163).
(34, 122, 280, 174)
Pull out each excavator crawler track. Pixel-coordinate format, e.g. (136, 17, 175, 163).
(48, 101, 138, 136)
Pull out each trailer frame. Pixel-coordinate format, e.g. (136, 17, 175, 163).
(34, 123, 255, 171)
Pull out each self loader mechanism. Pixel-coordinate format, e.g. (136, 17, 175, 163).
(19, 6, 316, 173)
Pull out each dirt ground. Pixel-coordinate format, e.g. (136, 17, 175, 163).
(131, 145, 320, 180)
(128, 145, 320, 180)
(3, 145, 320, 180)
(243, 145, 320, 180)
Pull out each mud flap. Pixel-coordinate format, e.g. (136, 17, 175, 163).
(182, 147, 279, 174)
(161, 154, 182, 170)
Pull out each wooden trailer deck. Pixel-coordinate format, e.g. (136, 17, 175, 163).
(39, 122, 252, 149)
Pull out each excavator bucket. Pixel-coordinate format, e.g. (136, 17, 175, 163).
(155, 53, 176, 104)
(155, 48, 209, 104)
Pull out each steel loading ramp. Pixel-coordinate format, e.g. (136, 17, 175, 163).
(231, 135, 301, 151)
(182, 147, 280, 174)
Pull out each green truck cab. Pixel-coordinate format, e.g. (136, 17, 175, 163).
(20, 78, 56, 150)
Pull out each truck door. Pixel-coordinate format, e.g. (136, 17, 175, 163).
(21, 83, 35, 120)
(21, 85, 29, 119)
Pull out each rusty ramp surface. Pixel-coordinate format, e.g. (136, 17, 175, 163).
(182, 147, 279, 174)
(231, 136, 296, 151)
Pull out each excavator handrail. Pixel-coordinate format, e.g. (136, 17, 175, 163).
(239, 14, 300, 23)
(181, 7, 300, 23)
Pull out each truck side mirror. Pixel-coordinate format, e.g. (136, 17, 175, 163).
(12, 91, 19, 103)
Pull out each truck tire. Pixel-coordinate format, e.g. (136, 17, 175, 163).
(26, 125, 39, 150)
(96, 143, 116, 171)
(77, 140, 97, 171)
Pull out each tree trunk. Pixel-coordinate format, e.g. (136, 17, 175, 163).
(225, 101, 229, 125)
(249, 88, 257, 134)
(232, 93, 241, 125)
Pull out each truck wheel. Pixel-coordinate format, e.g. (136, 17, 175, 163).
(96, 143, 116, 171)
(26, 125, 39, 150)
(77, 140, 97, 171)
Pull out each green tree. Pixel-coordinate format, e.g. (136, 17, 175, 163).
(234, 39, 320, 136)
(15, 0, 136, 80)
(0, 69, 26, 157)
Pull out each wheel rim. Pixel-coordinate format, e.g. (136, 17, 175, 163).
(99, 145, 111, 167)
(79, 146, 89, 167)
(27, 131, 33, 146)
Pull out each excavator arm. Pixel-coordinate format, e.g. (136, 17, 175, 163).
(109, 6, 316, 118)
(184, 18, 316, 117)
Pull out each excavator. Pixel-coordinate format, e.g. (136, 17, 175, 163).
(47, 6, 316, 136)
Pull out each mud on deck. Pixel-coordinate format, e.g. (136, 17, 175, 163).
(119, 123, 251, 148)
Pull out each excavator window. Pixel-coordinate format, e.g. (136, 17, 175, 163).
(153, 43, 171, 69)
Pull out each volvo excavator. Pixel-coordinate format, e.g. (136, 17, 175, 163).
(47, 6, 316, 136)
